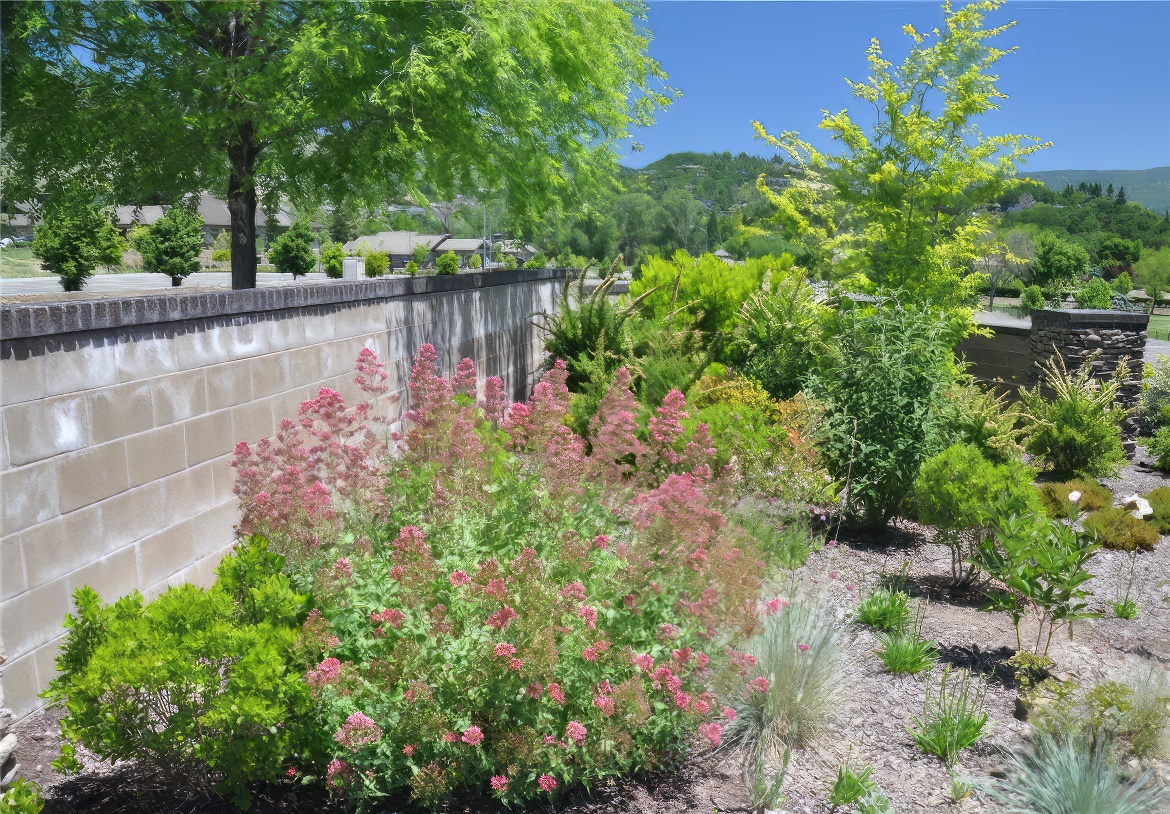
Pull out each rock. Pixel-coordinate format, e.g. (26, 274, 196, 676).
(1123, 495, 1153, 518)
(0, 734, 15, 767)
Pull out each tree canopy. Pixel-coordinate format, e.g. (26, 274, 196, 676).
(752, 0, 1049, 304)
(2, 1, 670, 288)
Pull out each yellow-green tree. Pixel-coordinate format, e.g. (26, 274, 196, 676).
(753, 0, 1049, 305)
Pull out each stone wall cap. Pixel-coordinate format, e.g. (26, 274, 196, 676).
(1029, 308, 1150, 329)
(1, 268, 570, 340)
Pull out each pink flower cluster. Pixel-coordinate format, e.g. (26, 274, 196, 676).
(305, 657, 341, 689)
(593, 695, 615, 716)
(538, 774, 557, 792)
(578, 605, 598, 629)
(565, 720, 588, 745)
(561, 581, 587, 601)
(333, 711, 382, 750)
(547, 682, 566, 704)
(370, 607, 405, 629)
(462, 726, 484, 746)
(698, 722, 722, 748)
(493, 642, 517, 659)
(449, 569, 471, 586)
(490, 775, 509, 793)
(485, 606, 518, 629)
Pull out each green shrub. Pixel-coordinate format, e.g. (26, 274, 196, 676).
(855, 589, 911, 633)
(916, 444, 1041, 584)
(1082, 507, 1159, 552)
(411, 243, 429, 265)
(44, 539, 311, 808)
(436, 250, 459, 275)
(544, 275, 637, 396)
(523, 251, 547, 269)
(829, 765, 877, 808)
(1020, 353, 1127, 479)
(33, 186, 121, 291)
(364, 250, 389, 277)
(136, 206, 205, 286)
(503, 253, 518, 270)
(1144, 485, 1170, 532)
(939, 380, 1026, 465)
(320, 241, 345, 279)
(909, 669, 988, 766)
(987, 732, 1167, 814)
(1113, 272, 1133, 294)
(211, 248, 231, 262)
(467, 252, 482, 269)
(0, 778, 45, 814)
(1149, 425, 1170, 471)
(1074, 277, 1113, 309)
(1138, 357, 1170, 434)
(268, 220, 316, 278)
(809, 299, 969, 528)
(1020, 284, 1045, 311)
(1035, 479, 1112, 517)
(212, 229, 231, 253)
(404, 259, 418, 276)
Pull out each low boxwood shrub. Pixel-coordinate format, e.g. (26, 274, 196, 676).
(436, 249, 459, 275)
(44, 540, 311, 808)
(228, 346, 767, 807)
(1035, 479, 1112, 517)
(1082, 508, 1159, 552)
(364, 250, 389, 277)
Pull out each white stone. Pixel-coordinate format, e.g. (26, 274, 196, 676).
(1123, 494, 1153, 518)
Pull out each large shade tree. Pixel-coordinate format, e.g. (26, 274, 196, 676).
(2, 1, 669, 288)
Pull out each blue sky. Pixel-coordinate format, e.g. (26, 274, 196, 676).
(623, 1, 1170, 171)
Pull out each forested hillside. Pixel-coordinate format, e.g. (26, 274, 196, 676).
(1022, 167, 1170, 215)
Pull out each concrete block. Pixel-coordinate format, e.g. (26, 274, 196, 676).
(189, 501, 239, 561)
(66, 542, 138, 604)
(250, 354, 291, 400)
(0, 352, 46, 407)
(0, 650, 40, 720)
(152, 369, 209, 425)
(229, 399, 274, 446)
(209, 454, 237, 503)
(126, 424, 186, 488)
(159, 461, 216, 521)
(57, 441, 130, 514)
(184, 411, 236, 466)
(115, 331, 179, 382)
(204, 358, 254, 412)
(3, 394, 90, 467)
(285, 346, 324, 389)
(32, 636, 62, 692)
(41, 338, 118, 398)
(1, 461, 60, 538)
(99, 481, 165, 550)
(176, 321, 237, 370)
(2, 532, 25, 601)
(136, 522, 197, 589)
(89, 381, 156, 444)
(1, 574, 70, 656)
(20, 504, 102, 589)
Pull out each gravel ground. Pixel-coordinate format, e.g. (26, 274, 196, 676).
(13, 453, 1170, 813)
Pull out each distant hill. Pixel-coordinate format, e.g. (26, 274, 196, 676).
(1021, 167, 1170, 214)
(619, 151, 786, 210)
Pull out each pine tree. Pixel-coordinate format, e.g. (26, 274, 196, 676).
(1116, 186, 1127, 205)
(1106, 183, 1115, 199)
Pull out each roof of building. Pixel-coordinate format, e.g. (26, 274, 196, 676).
(344, 231, 448, 255)
(115, 194, 295, 230)
(436, 237, 486, 253)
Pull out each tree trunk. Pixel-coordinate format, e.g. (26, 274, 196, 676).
(227, 125, 259, 289)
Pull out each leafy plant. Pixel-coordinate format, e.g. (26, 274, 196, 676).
(320, 241, 346, 279)
(1144, 485, 1170, 532)
(916, 443, 1040, 585)
(436, 250, 459, 275)
(855, 589, 911, 633)
(1074, 276, 1113, 309)
(1112, 598, 1139, 620)
(0, 778, 45, 814)
(808, 298, 969, 528)
(828, 764, 877, 808)
(970, 515, 1098, 658)
(544, 275, 640, 395)
(1113, 272, 1133, 294)
(986, 731, 1167, 814)
(875, 609, 938, 676)
(949, 770, 973, 802)
(43, 540, 311, 809)
(1138, 357, 1170, 434)
(468, 252, 482, 269)
(1020, 352, 1127, 479)
(1082, 507, 1159, 552)
(856, 790, 893, 814)
(909, 668, 989, 766)
(940, 379, 1027, 465)
(268, 220, 316, 278)
(32, 185, 120, 291)
(404, 259, 418, 276)
(1021, 284, 1045, 312)
(211, 248, 232, 263)
(364, 250, 389, 277)
(135, 206, 206, 286)
(1149, 424, 1170, 472)
(1035, 479, 1112, 517)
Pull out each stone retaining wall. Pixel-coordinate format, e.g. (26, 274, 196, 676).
(0, 269, 565, 719)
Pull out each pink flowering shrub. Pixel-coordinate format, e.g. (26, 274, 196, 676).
(230, 346, 765, 807)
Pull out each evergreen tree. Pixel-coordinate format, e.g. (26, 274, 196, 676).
(1116, 186, 1127, 205)
(32, 186, 113, 291)
(1106, 183, 1115, 199)
(137, 206, 205, 286)
(268, 220, 316, 278)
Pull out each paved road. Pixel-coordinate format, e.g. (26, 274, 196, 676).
(1146, 338, 1170, 363)
(0, 271, 352, 297)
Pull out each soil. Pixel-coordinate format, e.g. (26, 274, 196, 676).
(11, 452, 1170, 814)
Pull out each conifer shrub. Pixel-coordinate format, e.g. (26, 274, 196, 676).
(1035, 479, 1112, 517)
(1144, 486, 1170, 533)
(1020, 284, 1045, 312)
(227, 346, 767, 807)
(1082, 507, 1159, 552)
(364, 250, 390, 277)
(436, 249, 459, 275)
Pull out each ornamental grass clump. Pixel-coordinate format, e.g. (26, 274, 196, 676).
(229, 345, 768, 808)
(1035, 479, 1112, 517)
(909, 668, 989, 766)
(855, 588, 912, 632)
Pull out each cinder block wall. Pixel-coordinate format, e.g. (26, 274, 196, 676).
(0, 269, 564, 718)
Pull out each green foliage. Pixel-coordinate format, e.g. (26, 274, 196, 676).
(267, 220, 316, 278)
(1035, 479, 1112, 517)
(808, 299, 969, 528)
(939, 380, 1027, 464)
(987, 731, 1167, 814)
(467, 251, 482, 269)
(211, 248, 232, 263)
(1144, 485, 1170, 532)
(326, 207, 356, 244)
(631, 251, 783, 347)
(404, 259, 419, 276)
(411, 244, 430, 265)
(1021, 284, 1045, 311)
(916, 444, 1041, 584)
(43, 539, 310, 809)
(1135, 248, 1170, 306)
(732, 267, 830, 399)
(7, 2, 670, 287)
(970, 514, 1098, 658)
(752, 0, 1048, 303)
(630, 318, 707, 408)
(1150, 426, 1170, 471)
(503, 253, 518, 270)
(31, 186, 115, 291)
(436, 250, 459, 275)
(320, 241, 345, 279)
(908, 669, 989, 766)
(1113, 271, 1133, 294)
(544, 276, 637, 398)
(1033, 233, 1090, 289)
(875, 627, 939, 675)
(855, 589, 912, 633)
(1113, 598, 1140, 620)
(136, 206, 205, 285)
(1082, 507, 1159, 553)
(829, 765, 877, 808)
(1138, 357, 1170, 434)
(523, 251, 547, 269)
(1074, 276, 1113, 309)
(364, 251, 389, 277)
(0, 778, 45, 814)
(1020, 353, 1127, 478)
